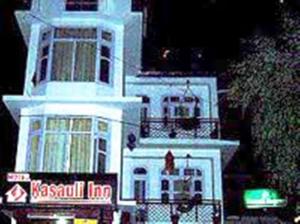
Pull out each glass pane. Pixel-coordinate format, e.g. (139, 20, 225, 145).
(72, 118, 92, 131)
(28, 135, 40, 171)
(134, 180, 145, 201)
(196, 169, 202, 176)
(70, 134, 91, 172)
(98, 138, 107, 152)
(43, 134, 68, 172)
(30, 120, 41, 131)
(101, 46, 110, 58)
(98, 153, 105, 173)
(161, 193, 169, 204)
(51, 42, 73, 81)
(46, 118, 70, 131)
(170, 97, 179, 102)
(174, 180, 190, 192)
(55, 28, 97, 39)
(194, 180, 202, 191)
(161, 180, 169, 191)
(134, 168, 147, 175)
(74, 42, 96, 81)
(101, 31, 112, 42)
(184, 168, 195, 176)
(40, 58, 48, 82)
(100, 59, 110, 83)
(98, 121, 108, 132)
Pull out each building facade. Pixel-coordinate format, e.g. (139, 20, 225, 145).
(1, 0, 239, 223)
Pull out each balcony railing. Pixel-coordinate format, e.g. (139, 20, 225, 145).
(135, 199, 222, 223)
(140, 118, 220, 139)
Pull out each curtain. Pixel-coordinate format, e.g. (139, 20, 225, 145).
(28, 135, 40, 171)
(51, 42, 73, 81)
(70, 134, 91, 172)
(43, 134, 68, 172)
(74, 42, 96, 81)
(70, 118, 92, 172)
(43, 118, 70, 172)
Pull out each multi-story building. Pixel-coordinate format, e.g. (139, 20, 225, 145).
(1, 0, 239, 223)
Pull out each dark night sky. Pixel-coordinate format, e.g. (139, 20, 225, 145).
(0, 0, 299, 171)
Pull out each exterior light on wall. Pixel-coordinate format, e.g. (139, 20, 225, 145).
(56, 218, 69, 224)
(127, 133, 137, 151)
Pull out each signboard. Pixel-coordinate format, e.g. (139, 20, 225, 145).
(0, 173, 117, 207)
(74, 218, 98, 224)
(243, 188, 287, 209)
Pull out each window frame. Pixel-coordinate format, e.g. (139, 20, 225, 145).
(65, 0, 99, 11)
(160, 167, 203, 202)
(36, 27, 114, 85)
(27, 116, 110, 173)
(162, 96, 201, 119)
(133, 167, 148, 202)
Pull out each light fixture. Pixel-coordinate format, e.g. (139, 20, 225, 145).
(56, 218, 69, 224)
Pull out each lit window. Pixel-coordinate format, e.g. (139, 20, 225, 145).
(27, 117, 109, 173)
(36, 28, 113, 84)
(66, 0, 98, 11)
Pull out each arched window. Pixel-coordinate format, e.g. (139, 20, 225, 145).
(133, 167, 147, 202)
(134, 167, 147, 175)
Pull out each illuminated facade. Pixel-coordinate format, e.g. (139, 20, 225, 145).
(2, 0, 239, 223)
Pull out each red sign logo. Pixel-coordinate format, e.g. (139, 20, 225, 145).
(5, 184, 27, 203)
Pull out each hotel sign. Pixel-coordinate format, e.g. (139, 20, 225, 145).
(0, 173, 117, 206)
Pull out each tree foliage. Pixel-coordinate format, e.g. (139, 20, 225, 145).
(227, 6, 300, 194)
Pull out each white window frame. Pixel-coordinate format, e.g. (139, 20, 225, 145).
(160, 167, 203, 202)
(36, 27, 114, 85)
(65, 0, 99, 11)
(162, 96, 201, 119)
(26, 116, 110, 173)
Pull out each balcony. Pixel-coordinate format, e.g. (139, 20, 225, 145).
(135, 199, 222, 223)
(140, 118, 220, 139)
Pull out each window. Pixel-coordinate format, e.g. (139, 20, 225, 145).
(66, 0, 98, 11)
(27, 117, 109, 173)
(160, 168, 203, 203)
(162, 96, 201, 119)
(37, 28, 113, 84)
(133, 167, 147, 202)
(94, 120, 109, 173)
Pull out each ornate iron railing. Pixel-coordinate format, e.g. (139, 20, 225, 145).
(135, 199, 222, 223)
(140, 118, 220, 139)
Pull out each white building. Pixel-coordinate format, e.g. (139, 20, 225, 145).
(2, 0, 239, 223)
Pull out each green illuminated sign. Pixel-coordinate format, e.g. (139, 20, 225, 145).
(243, 188, 287, 209)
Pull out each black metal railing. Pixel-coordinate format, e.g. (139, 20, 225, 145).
(135, 199, 222, 223)
(140, 118, 220, 139)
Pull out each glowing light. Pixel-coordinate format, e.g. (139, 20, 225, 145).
(162, 49, 171, 59)
(56, 218, 68, 224)
(243, 189, 287, 209)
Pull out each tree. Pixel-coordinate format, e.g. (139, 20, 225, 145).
(226, 5, 299, 195)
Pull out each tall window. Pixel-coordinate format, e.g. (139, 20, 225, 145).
(94, 120, 109, 173)
(99, 31, 113, 83)
(27, 117, 109, 173)
(66, 0, 98, 11)
(52, 28, 97, 82)
(36, 28, 113, 84)
(161, 168, 203, 203)
(133, 167, 147, 202)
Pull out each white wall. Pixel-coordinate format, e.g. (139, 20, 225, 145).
(126, 77, 219, 119)
(122, 147, 223, 201)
